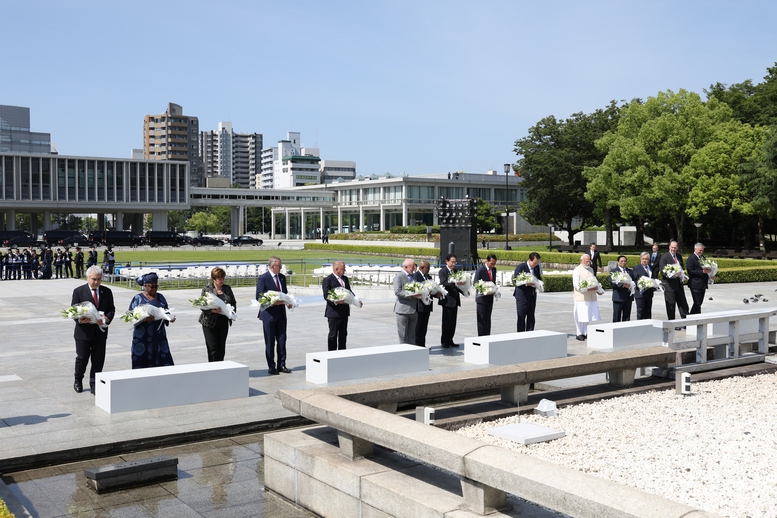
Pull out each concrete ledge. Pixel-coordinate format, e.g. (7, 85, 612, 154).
(84, 456, 178, 493)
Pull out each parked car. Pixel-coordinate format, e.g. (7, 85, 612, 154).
(103, 231, 144, 248)
(43, 230, 83, 246)
(58, 234, 100, 248)
(3, 231, 44, 248)
(145, 231, 188, 247)
(190, 236, 224, 247)
(228, 235, 263, 247)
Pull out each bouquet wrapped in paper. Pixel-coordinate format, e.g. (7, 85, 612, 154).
(610, 271, 635, 296)
(422, 280, 447, 300)
(61, 301, 108, 331)
(473, 280, 501, 300)
(512, 272, 545, 293)
(662, 263, 686, 282)
(189, 292, 237, 320)
(700, 258, 718, 284)
(448, 270, 472, 296)
(637, 276, 664, 293)
(251, 291, 300, 312)
(326, 287, 362, 308)
(576, 277, 603, 295)
(121, 304, 175, 327)
(402, 281, 425, 299)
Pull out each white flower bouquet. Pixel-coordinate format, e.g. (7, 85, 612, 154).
(662, 264, 686, 282)
(637, 276, 664, 293)
(416, 280, 446, 305)
(61, 301, 108, 331)
(448, 270, 472, 296)
(473, 280, 501, 300)
(121, 304, 175, 327)
(512, 272, 545, 293)
(700, 258, 718, 284)
(251, 291, 300, 312)
(326, 287, 362, 308)
(576, 277, 603, 294)
(610, 271, 635, 296)
(189, 293, 237, 320)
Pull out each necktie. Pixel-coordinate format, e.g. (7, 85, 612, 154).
(646, 266, 651, 277)
(274, 275, 281, 291)
(487, 269, 492, 281)
(673, 254, 678, 264)
(92, 288, 98, 306)
(338, 276, 344, 287)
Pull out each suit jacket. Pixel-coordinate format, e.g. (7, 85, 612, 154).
(658, 252, 684, 283)
(648, 251, 661, 274)
(513, 261, 541, 302)
(256, 271, 288, 322)
(474, 265, 497, 305)
(438, 266, 461, 308)
(71, 284, 115, 341)
(609, 266, 634, 303)
(393, 271, 418, 314)
(686, 253, 709, 292)
(198, 283, 236, 328)
(632, 264, 654, 300)
(587, 249, 603, 270)
(414, 271, 434, 314)
(323, 273, 351, 319)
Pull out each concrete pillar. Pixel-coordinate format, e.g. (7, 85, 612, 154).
(31, 213, 39, 237)
(150, 211, 167, 231)
(460, 477, 507, 515)
(129, 213, 144, 235)
(96, 213, 104, 231)
(608, 369, 636, 388)
(336, 430, 373, 461)
(43, 210, 52, 231)
(284, 208, 290, 239)
(319, 207, 324, 236)
(300, 208, 305, 240)
(115, 211, 124, 230)
(500, 385, 529, 406)
(380, 204, 385, 231)
(402, 201, 408, 227)
(270, 211, 276, 240)
(359, 204, 364, 232)
(337, 206, 342, 233)
(230, 206, 241, 238)
(6, 209, 15, 230)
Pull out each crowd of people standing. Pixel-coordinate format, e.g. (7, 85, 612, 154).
(1, 245, 110, 280)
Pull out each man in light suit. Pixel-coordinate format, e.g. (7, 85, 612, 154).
(687, 242, 713, 314)
(393, 258, 421, 344)
(438, 254, 463, 347)
(71, 265, 115, 394)
(513, 252, 542, 332)
(414, 259, 436, 347)
(632, 252, 655, 320)
(322, 260, 361, 350)
(256, 256, 291, 375)
(587, 243, 603, 272)
(474, 254, 497, 336)
(610, 255, 634, 322)
(658, 240, 689, 320)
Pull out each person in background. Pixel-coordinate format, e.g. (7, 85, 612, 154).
(64, 247, 74, 278)
(199, 267, 236, 362)
(54, 249, 64, 279)
(129, 272, 176, 369)
(587, 242, 603, 272)
(474, 253, 497, 336)
(649, 244, 661, 274)
(74, 246, 84, 278)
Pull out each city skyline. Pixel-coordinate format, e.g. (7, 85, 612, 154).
(2, 0, 775, 177)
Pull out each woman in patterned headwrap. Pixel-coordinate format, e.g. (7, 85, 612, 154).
(128, 272, 176, 369)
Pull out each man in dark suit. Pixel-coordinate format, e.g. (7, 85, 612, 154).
(414, 259, 435, 347)
(648, 244, 661, 275)
(322, 260, 361, 350)
(687, 242, 713, 314)
(610, 255, 634, 322)
(474, 254, 498, 336)
(587, 243, 603, 272)
(256, 256, 291, 375)
(658, 240, 689, 320)
(72, 265, 115, 394)
(632, 252, 655, 320)
(513, 252, 542, 332)
(438, 254, 462, 348)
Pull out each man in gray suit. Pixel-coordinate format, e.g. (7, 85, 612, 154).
(393, 258, 421, 344)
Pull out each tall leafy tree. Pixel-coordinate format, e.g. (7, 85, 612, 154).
(738, 126, 777, 250)
(513, 101, 620, 245)
(706, 63, 777, 126)
(474, 198, 499, 233)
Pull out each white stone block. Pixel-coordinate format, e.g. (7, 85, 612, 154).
(464, 331, 567, 365)
(305, 344, 429, 384)
(587, 320, 663, 350)
(488, 422, 565, 445)
(95, 361, 248, 413)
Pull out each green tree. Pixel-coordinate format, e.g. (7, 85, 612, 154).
(474, 198, 498, 233)
(514, 101, 621, 245)
(706, 63, 777, 127)
(585, 89, 733, 247)
(186, 211, 222, 233)
(738, 126, 777, 250)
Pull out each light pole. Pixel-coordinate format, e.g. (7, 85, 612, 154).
(616, 222, 622, 254)
(504, 164, 511, 250)
(547, 223, 553, 252)
(694, 222, 702, 242)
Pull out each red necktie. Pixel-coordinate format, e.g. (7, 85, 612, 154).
(487, 269, 492, 281)
(92, 288, 98, 306)
(673, 255, 678, 264)
(274, 275, 281, 291)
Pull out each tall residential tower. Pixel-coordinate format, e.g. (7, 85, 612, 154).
(143, 102, 204, 187)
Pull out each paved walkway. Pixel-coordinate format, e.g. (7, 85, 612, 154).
(1, 275, 774, 472)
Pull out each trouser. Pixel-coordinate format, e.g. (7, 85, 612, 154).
(262, 318, 287, 369)
(516, 297, 537, 332)
(690, 289, 706, 315)
(476, 299, 493, 336)
(635, 295, 653, 320)
(327, 316, 348, 350)
(396, 313, 417, 345)
(612, 299, 632, 322)
(203, 318, 230, 361)
(75, 339, 107, 388)
(440, 305, 458, 346)
(663, 281, 689, 320)
(415, 309, 431, 347)
(75, 262, 84, 278)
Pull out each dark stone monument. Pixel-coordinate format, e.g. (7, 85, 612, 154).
(436, 197, 478, 268)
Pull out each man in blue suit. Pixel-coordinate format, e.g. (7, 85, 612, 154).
(513, 252, 541, 332)
(256, 256, 291, 375)
(632, 252, 655, 320)
(610, 255, 634, 322)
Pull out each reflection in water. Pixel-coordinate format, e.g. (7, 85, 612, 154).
(2, 433, 313, 518)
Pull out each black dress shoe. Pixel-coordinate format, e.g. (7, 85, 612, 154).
(279, 367, 292, 374)
(451, 343, 460, 348)
(268, 368, 279, 375)
(441, 344, 451, 348)
(575, 335, 585, 341)
(583, 335, 587, 340)
(74, 380, 83, 393)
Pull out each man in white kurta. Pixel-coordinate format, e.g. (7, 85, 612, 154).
(572, 254, 603, 341)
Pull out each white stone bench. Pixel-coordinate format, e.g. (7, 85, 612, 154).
(587, 320, 664, 350)
(95, 361, 248, 413)
(305, 344, 429, 384)
(464, 331, 567, 365)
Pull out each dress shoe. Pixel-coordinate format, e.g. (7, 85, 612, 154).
(90, 386, 95, 395)
(279, 366, 292, 374)
(268, 368, 279, 375)
(441, 344, 451, 348)
(583, 335, 587, 340)
(575, 335, 585, 341)
(73, 380, 83, 393)
(451, 343, 460, 348)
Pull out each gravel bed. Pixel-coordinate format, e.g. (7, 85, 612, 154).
(456, 373, 777, 518)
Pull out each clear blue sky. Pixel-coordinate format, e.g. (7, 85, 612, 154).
(2, 0, 775, 176)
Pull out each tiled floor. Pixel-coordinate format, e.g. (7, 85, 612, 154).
(2, 433, 314, 517)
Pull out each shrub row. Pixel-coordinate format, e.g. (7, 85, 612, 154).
(390, 225, 440, 234)
(304, 243, 437, 257)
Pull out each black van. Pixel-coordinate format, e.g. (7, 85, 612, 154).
(0, 230, 42, 248)
(145, 231, 187, 247)
(103, 231, 144, 248)
(43, 230, 83, 246)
